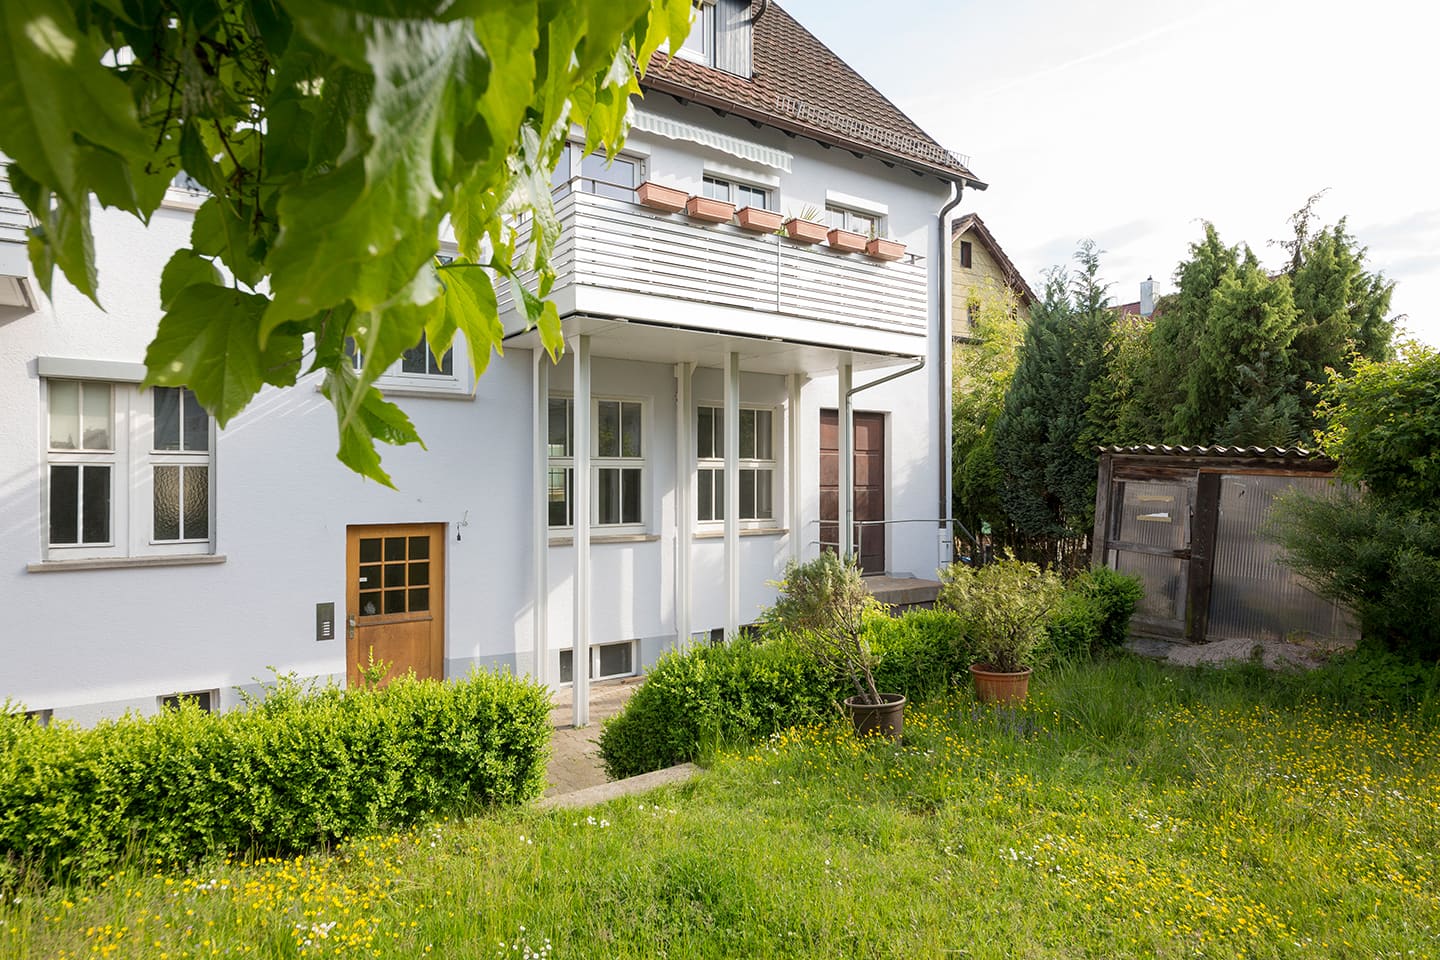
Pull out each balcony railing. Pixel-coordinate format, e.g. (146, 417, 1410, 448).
(0, 171, 31, 249)
(498, 183, 929, 339)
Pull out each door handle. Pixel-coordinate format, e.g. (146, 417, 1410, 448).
(347, 615, 357, 640)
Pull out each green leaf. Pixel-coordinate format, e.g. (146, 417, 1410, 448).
(434, 264, 503, 379)
(144, 283, 301, 426)
(321, 365, 423, 487)
(0, 0, 149, 206)
(159, 250, 223, 311)
(192, 198, 266, 289)
(27, 193, 97, 305)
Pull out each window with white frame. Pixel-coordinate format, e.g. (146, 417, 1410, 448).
(44, 380, 215, 560)
(345, 331, 459, 384)
(579, 150, 641, 202)
(676, 1, 715, 64)
(702, 175, 772, 211)
(559, 640, 636, 683)
(696, 405, 775, 524)
(826, 204, 883, 237)
(548, 396, 646, 529)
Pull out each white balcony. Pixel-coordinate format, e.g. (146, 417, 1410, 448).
(0, 168, 34, 309)
(499, 187, 930, 356)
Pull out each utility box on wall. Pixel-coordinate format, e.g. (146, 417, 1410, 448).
(1092, 445, 1359, 645)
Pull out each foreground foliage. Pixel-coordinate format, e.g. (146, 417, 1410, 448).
(6, 658, 1438, 959)
(0, 673, 550, 887)
(0, 0, 689, 483)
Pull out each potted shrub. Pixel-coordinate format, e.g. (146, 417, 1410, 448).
(736, 206, 783, 233)
(826, 227, 866, 254)
(636, 181, 687, 212)
(938, 556, 1063, 704)
(865, 236, 906, 260)
(765, 553, 905, 739)
(782, 205, 827, 244)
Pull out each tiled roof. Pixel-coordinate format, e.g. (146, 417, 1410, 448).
(951, 213, 1037, 306)
(1101, 444, 1325, 461)
(642, 2, 983, 187)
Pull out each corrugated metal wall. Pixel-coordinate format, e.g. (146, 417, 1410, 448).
(1108, 479, 1192, 625)
(1207, 475, 1359, 643)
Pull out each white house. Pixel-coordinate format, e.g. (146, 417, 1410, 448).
(0, 0, 984, 725)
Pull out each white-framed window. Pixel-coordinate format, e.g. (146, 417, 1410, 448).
(702, 175, 772, 211)
(548, 143, 645, 202)
(44, 379, 216, 561)
(548, 395, 647, 530)
(676, 1, 716, 65)
(344, 331, 465, 394)
(696, 405, 776, 525)
(160, 690, 216, 713)
(826, 204, 883, 237)
(559, 641, 637, 683)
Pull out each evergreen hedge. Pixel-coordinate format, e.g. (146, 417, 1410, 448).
(0, 672, 550, 886)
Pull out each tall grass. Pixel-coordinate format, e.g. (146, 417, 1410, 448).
(4, 655, 1437, 959)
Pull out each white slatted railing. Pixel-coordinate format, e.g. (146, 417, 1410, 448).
(0, 170, 32, 248)
(499, 189, 927, 336)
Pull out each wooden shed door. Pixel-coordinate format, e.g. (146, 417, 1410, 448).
(820, 409, 886, 574)
(346, 524, 445, 687)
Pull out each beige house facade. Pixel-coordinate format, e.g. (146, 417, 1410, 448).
(950, 213, 1036, 341)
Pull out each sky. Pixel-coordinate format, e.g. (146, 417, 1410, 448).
(781, 0, 1440, 345)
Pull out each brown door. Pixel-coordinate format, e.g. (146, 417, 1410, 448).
(819, 409, 887, 574)
(346, 523, 445, 687)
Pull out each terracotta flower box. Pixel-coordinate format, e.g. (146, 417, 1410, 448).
(636, 181, 686, 212)
(685, 195, 737, 223)
(865, 237, 906, 261)
(784, 218, 828, 244)
(827, 228, 867, 254)
(735, 206, 784, 233)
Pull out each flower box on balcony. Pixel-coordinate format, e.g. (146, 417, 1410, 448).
(827, 228, 867, 254)
(865, 237, 906, 261)
(735, 206, 784, 233)
(637, 181, 687, 213)
(686, 195, 737, 223)
(784, 217, 828, 244)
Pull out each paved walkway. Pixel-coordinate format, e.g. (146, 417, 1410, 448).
(543, 678, 643, 798)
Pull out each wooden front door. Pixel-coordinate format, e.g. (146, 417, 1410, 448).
(346, 524, 445, 687)
(820, 409, 887, 574)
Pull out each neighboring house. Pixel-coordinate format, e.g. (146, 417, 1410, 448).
(1113, 277, 1159, 319)
(0, 0, 984, 724)
(950, 213, 1036, 341)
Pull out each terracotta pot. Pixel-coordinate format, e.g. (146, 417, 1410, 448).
(636, 181, 686, 212)
(865, 237, 906, 261)
(784, 218, 828, 244)
(845, 692, 906, 740)
(969, 663, 1032, 704)
(735, 206, 784, 233)
(686, 195, 737, 223)
(827, 228, 866, 254)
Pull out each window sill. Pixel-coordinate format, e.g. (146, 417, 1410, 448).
(693, 527, 788, 540)
(28, 554, 227, 574)
(548, 533, 660, 547)
(312, 380, 473, 401)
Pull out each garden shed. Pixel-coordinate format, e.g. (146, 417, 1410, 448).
(1092, 445, 1358, 644)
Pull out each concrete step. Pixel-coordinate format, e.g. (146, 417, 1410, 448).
(864, 575, 940, 610)
(536, 762, 701, 810)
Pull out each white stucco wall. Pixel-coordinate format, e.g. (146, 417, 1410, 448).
(1, 90, 957, 722)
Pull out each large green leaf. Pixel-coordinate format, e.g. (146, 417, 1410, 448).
(434, 264, 504, 379)
(321, 364, 423, 488)
(144, 283, 302, 425)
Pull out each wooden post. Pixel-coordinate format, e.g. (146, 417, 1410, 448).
(1186, 471, 1222, 642)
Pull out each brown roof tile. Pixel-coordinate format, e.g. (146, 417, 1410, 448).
(642, 1, 983, 187)
(951, 213, 1036, 306)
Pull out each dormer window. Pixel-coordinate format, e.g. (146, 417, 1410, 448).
(674, 0, 752, 79)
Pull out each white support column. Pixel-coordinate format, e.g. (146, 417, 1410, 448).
(532, 350, 550, 689)
(786, 373, 802, 564)
(573, 335, 592, 727)
(724, 351, 741, 638)
(838, 358, 854, 561)
(674, 362, 694, 647)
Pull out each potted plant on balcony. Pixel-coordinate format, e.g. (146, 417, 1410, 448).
(686, 194, 737, 223)
(637, 181, 687, 212)
(782, 205, 828, 244)
(865, 236, 906, 261)
(938, 555, 1062, 704)
(826, 225, 867, 254)
(765, 553, 905, 740)
(736, 205, 783, 233)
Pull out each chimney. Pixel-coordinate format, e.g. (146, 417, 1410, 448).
(1139, 276, 1155, 318)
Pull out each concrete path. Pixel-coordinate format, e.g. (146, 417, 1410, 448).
(1125, 634, 1355, 670)
(543, 678, 642, 799)
(537, 763, 701, 810)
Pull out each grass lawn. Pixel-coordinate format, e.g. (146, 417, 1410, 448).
(3, 657, 1437, 959)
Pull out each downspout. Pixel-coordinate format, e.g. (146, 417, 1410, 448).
(935, 182, 965, 561)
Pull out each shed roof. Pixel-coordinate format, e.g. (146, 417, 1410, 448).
(642, 1, 984, 188)
(1102, 444, 1323, 461)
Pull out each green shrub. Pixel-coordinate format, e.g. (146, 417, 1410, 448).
(1047, 567, 1145, 661)
(0, 671, 550, 886)
(938, 557, 1063, 672)
(763, 553, 885, 704)
(599, 609, 970, 779)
